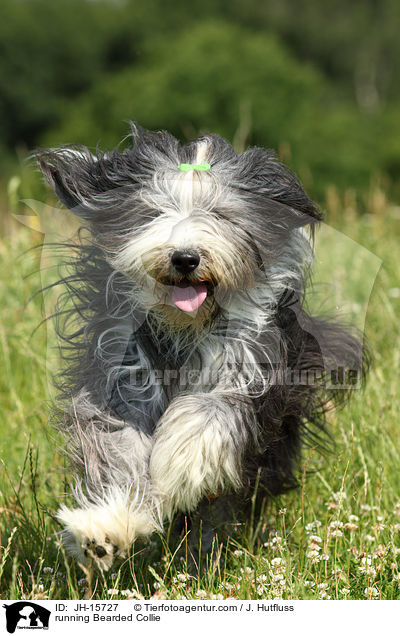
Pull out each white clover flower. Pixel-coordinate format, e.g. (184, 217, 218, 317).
(330, 529, 343, 538)
(271, 557, 283, 567)
(392, 503, 400, 516)
(309, 543, 321, 552)
(326, 501, 337, 510)
(306, 549, 321, 560)
(305, 520, 322, 533)
(211, 593, 224, 600)
(359, 565, 377, 578)
(321, 554, 330, 561)
(333, 491, 347, 503)
(306, 550, 321, 564)
(196, 590, 207, 599)
(318, 582, 328, 590)
(107, 589, 119, 595)
(130, 590, 145, 600)
(340, 588, 350, 595)
(270, 536, 283, 545)
(344, 522, 358, 531)
(43, 567, 53, 575)
(364, 587, 379, 598)
(309, 535, 322, 543)
(304, 581, 315, 588)
(329, 520, 344, 529)
(349, 515, 360, 523)
(233, 549, 243, 557)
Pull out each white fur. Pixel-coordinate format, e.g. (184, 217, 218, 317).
(149, 394, 246, 517)
(111, 208, 253, 312)
(195, 139, 210, 164)
(58, 486, 160, 571)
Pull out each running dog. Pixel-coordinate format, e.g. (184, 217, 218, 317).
(37, 124, 365, 571)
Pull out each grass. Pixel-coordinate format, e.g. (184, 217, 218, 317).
(1, 184, 400, 600)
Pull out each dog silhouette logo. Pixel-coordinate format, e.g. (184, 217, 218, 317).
(3, 602, 50, 633)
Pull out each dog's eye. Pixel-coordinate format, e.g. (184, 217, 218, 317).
(212, 209, 263, 267)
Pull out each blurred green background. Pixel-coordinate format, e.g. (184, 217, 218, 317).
(1, 0, 400, 203)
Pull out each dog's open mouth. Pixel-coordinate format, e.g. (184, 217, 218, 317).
(172, 280, 209, 313)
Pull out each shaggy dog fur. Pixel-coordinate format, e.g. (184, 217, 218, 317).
(36, 124, 366, 572)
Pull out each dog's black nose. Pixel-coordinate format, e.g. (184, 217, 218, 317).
(171, 250, 200, 274)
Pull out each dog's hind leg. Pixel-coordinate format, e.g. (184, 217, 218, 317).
(182, 494, 245, 575)
(149, 393, 252, 519)
(57, 401, 160, 571)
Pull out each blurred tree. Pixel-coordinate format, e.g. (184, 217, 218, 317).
(0, 0, 141, 150)
(46, 20, 387, 196)
(45, 21, 324, 148)
(228, 0, 400, 110)
(0, 0, 399, 197)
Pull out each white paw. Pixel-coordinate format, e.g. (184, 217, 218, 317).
(58, 505, 127, 571)
(57, 489, 158, 571)
(81, 535, 121, 572)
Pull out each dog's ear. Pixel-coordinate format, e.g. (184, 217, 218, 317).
(35, 147, 119, 219)
(237, 147, 323, 228)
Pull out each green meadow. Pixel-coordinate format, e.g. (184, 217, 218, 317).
(1, 183, 399, 600)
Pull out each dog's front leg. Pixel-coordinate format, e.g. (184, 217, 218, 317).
(150, 393, 252, 518)
(57, 407, 160, 571)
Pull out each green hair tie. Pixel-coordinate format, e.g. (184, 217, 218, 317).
(178, 162, 211, 172)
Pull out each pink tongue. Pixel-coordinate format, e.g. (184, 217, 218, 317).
(172, 284, 207, 312)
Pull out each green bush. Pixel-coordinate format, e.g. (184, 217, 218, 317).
(2, 1, 400, 199)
